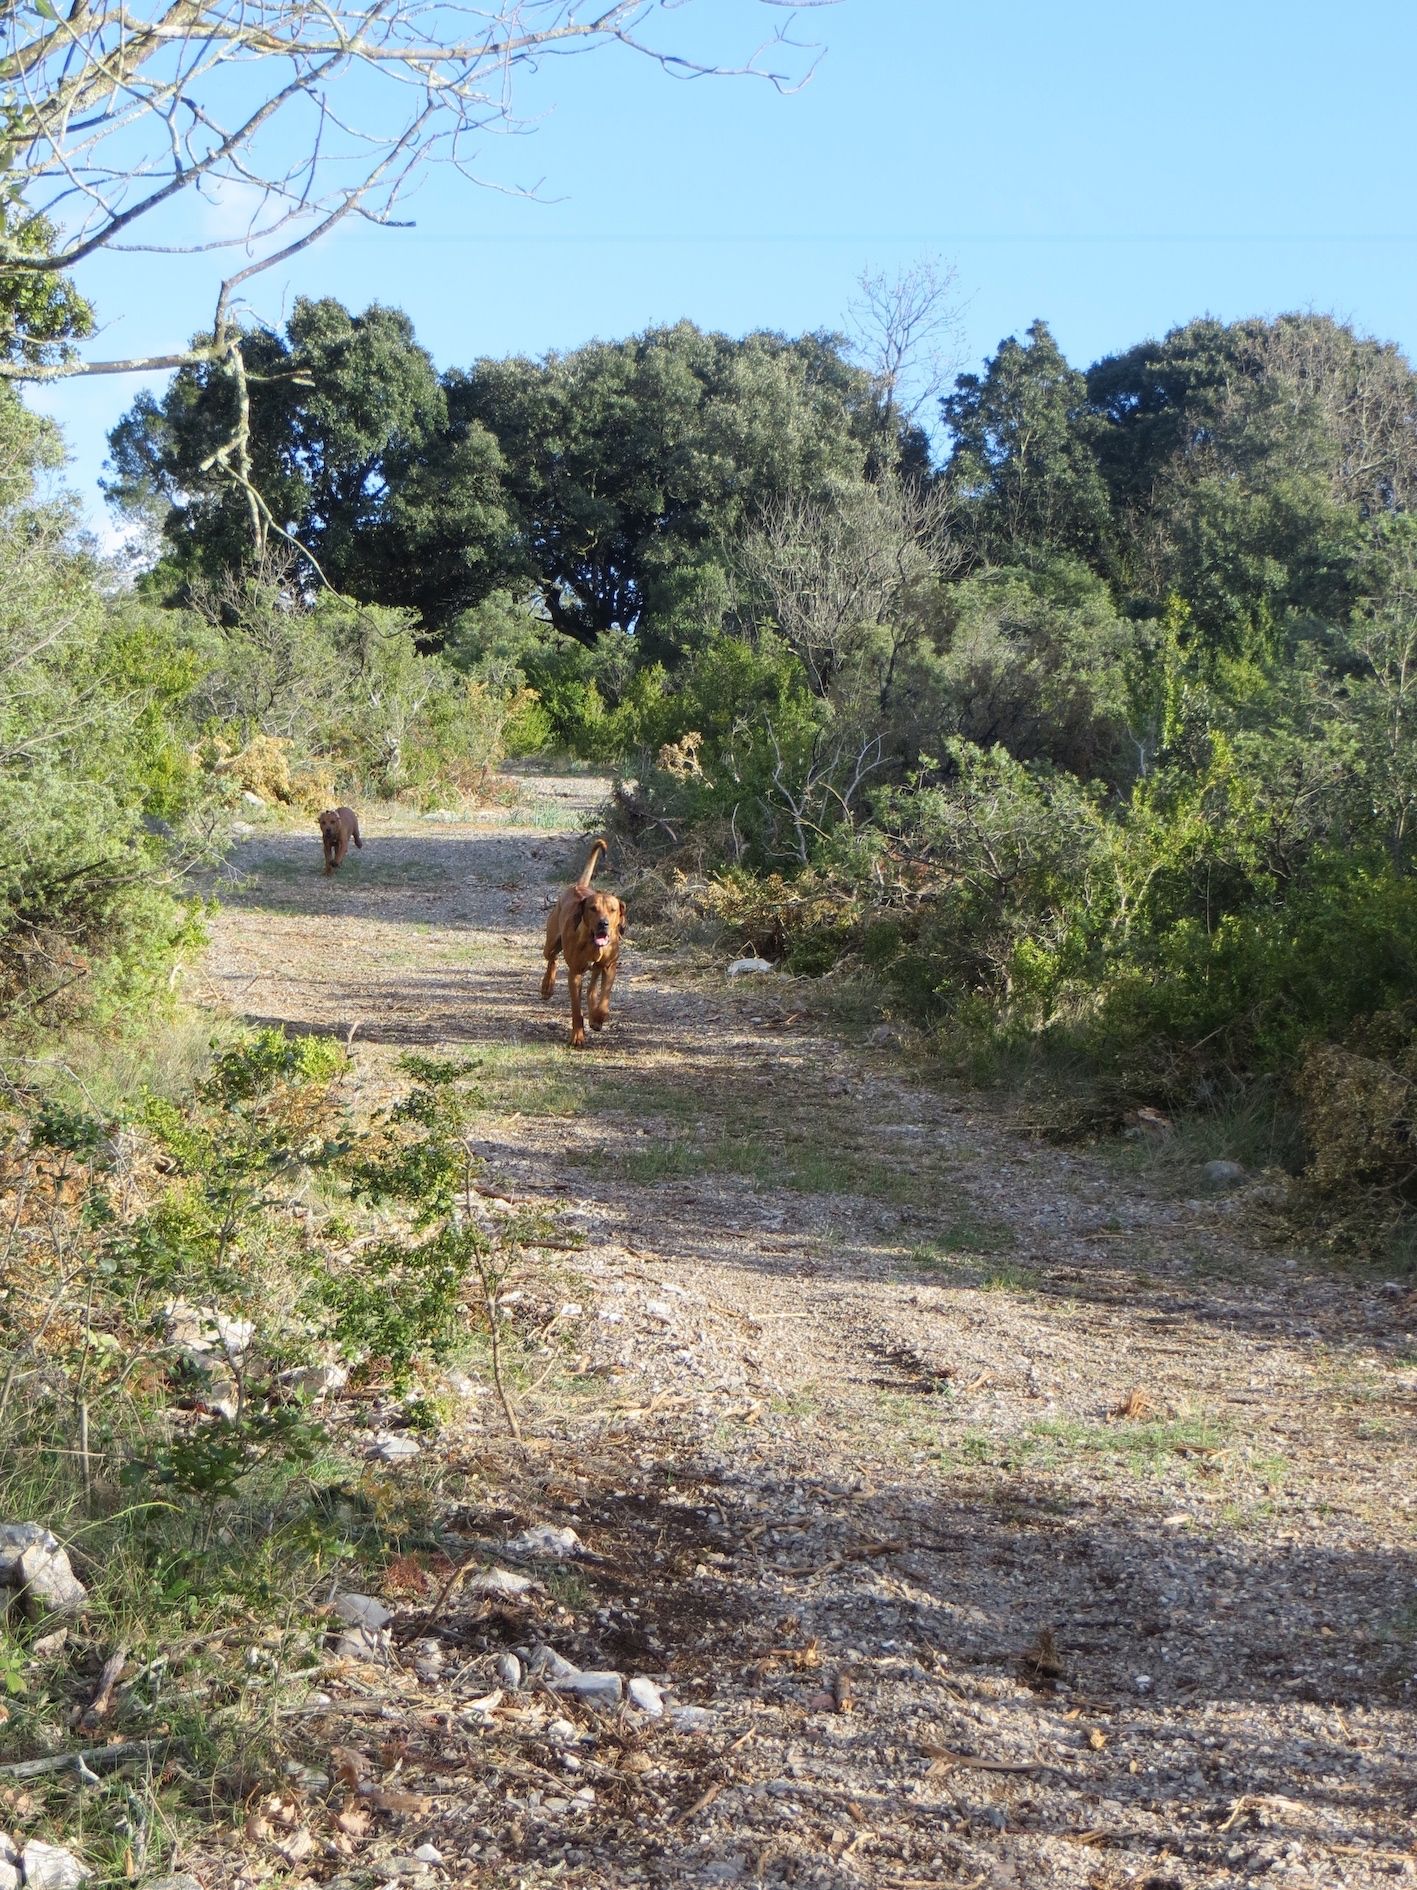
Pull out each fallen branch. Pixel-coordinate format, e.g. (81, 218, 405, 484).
(0, 1738, 169, 1780)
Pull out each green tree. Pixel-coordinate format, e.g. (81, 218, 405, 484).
(942, 320, 1113, 568)
(107, 299, 516, 623)
(1083, 314, 1417, 654)
(458, 322, 894, 655)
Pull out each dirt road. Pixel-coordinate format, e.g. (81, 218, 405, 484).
(204, 771, 1417, 1890)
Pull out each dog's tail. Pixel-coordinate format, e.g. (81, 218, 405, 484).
(577, 835, 608, 888)
(352, 813, 362, 849)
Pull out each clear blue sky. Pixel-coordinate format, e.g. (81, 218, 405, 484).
(33, 0, 1417, 537)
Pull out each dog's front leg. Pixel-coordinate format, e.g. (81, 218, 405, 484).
(588, 960, 616, 1031)
(569, 969, 588, 1048)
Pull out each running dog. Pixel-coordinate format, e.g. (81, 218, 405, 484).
(318, 806, 362, 875)
(541, 837, 626, 1048)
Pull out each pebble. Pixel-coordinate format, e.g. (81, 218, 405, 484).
(332, 1593, 392, 1629)
(465, 1566, 535, 1597)
(495, 1652, 524, 1689)
(0, 1524, 88, 1617)
(628, 1676, 665, 1716)
(1201, 1159, 1246, 1190)
(726, 957, 774, 978)
(19, 1842, 93, 1890)
(506, 1523, 582, 1557)
(555, 1669, 624, 1707)
(368, 1433, 420, 1461)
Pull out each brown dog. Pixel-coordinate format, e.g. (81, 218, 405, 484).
(318, 806, 362, 875)
(541, 837, 626, 1048)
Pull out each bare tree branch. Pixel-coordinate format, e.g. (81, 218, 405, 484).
(1, 1, 832, 383)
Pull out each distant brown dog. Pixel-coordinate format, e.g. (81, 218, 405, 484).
(318, 806, 362, 875)
(541, 837, 626, 1048)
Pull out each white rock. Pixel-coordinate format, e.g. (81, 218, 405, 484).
(465, 1566, 535, 1597)
(20, 1842, 92, 1890)
(526, 1646, 581, 1684)
(413, 1844, 444, 1865)
(555, 1670, 623, 1707)
(726, 956, 774, 978)
(368, 1433, 420, 1462)
(506, 1523, 582, 1558)
(0, 1833, 18, 1890)
(644, 1300, 675, 1323)
(0, 1524, 87, 1616)
(240, 790, 267, 809)
(628, 1676, 665, 1717)
(495, 1651, 523, 1690)
(230, 821, 256, 837)
(668, 1704, 715, 1732)
(333, 1629, 389, 1663)
(333, 1593, 392, 1629)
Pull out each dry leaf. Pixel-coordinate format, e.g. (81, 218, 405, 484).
(275, 1828, 316, 1865)
(331, 1747, 372, 1791)
(334, 1805, 372, 1838)
(1109, 1385, 1156, 1421)
(361, 1785, 431, 1815)
(1087, 1727, 1107, 1751)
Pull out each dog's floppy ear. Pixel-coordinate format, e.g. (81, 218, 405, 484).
(616, 897, 627, 929)
(572, 895, 587, 931)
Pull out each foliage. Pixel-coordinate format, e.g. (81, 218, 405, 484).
(0, 390, 205, 1026)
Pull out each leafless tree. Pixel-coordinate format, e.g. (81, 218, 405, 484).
(847, 252, 964, 439)
(736, 472, 958, 700)
(0, 0, 831, 384)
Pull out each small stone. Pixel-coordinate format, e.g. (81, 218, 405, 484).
(144, 1878, 204, 1890)
(505, 1523, 582, 1558)
(368, 1432, 420, 1462)
(465, 1566, 534, 1597)
(19, 1842, 92, 1890)
(628, 1676, 664, 1717)
(553, 1669, 624, 1707)
(644, 1300, 675, 1323)
(332, 1593, 392, 1629)
(495, 1652, 523, 1690)
(668, 1703, 715, 1732)
(1201, 1159, 1246, 1190)
(0, 1524, 88, 1617)
(413, 1844, 443, 1865)
(230, 820, 256, 837)
(240, 790, 267, 809)
(726, 956, 774, 978)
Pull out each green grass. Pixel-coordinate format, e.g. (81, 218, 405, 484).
(937, 1413, 1231, 1481)
(906, 1212, 1018, 1266)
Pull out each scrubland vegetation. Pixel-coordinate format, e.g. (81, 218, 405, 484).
(4, 278, 1417, 1880)
(58, 298, 1417, 1241)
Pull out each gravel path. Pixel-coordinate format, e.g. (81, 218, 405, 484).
(203, 772, 1417, 1890)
